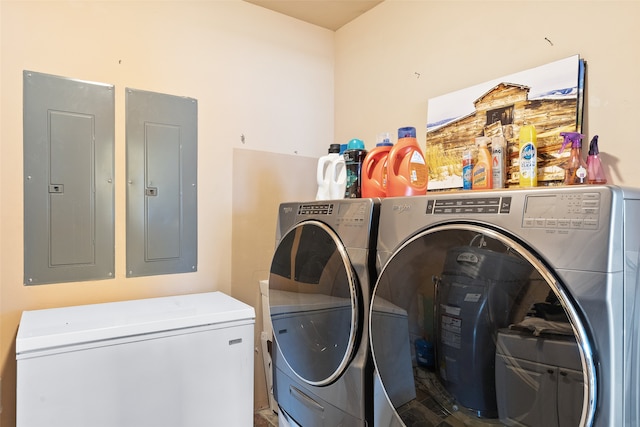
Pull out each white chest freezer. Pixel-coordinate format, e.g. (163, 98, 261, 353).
(16, 291, 255, 427)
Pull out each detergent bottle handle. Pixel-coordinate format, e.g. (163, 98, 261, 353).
(316, 156, 332, 186)
(363, 154, 377, 179)
(389, 145, 411, 176)
(332, 156, 346, 184)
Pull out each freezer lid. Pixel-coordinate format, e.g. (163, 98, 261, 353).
(16, 291, 255, 355)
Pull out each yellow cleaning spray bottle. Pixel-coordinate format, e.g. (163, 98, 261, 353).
(519, 125, 537, 187)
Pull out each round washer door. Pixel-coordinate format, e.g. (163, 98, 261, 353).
(370, 224, 595, 427)
(269, 220, 360, 386)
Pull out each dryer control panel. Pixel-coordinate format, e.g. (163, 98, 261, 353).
(296, 201, 370, 228)
(522, 192, 600, 230)
(284, 200, 376, 250)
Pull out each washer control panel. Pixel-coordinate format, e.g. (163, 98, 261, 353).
(426, 196, 512, 214)
(523, 192, 600, 230)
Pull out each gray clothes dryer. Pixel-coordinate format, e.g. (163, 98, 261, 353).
(269, 199, 379, 427)
(369, 185, 640, 427)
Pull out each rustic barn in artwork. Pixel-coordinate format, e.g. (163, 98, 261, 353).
(426, 82, 580, 189)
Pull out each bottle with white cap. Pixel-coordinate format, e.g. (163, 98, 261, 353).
(316, 144, 345, 200)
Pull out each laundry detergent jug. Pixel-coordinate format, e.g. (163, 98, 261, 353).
(362, 133, 393, 198)
(316, 143, 346, 200)
(386, 127, 428, 197)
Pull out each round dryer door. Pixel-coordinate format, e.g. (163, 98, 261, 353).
(370, 224, 595, 427)
(269, 220, 360, 386)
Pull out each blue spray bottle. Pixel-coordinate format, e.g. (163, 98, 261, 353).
(559, 132, 588, 185)
(587, 135, 607, 184)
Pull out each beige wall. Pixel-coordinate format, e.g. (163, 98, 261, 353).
(1, 1, 332, 425)
(232, 148, 317, 413)
(335, 0, 640, 188)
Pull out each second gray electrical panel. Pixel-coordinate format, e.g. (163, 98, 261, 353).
(126, 89, 197, 277)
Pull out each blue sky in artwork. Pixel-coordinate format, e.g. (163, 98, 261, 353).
(427, 55, 581, 131)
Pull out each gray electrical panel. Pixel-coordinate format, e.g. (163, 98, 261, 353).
(126, 89, 197, 277)
(23, 70, 115, 285)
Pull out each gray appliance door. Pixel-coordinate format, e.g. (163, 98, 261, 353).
(370, 223, 595, 427)
(269, 220, 360, 386)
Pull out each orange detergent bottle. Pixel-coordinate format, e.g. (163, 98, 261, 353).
(386, 127, 428, 197)
(362, 132, 393, 198)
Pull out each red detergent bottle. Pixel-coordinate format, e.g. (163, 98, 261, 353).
(362, 132, 393, 198)
(386, 126, 428, 197)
